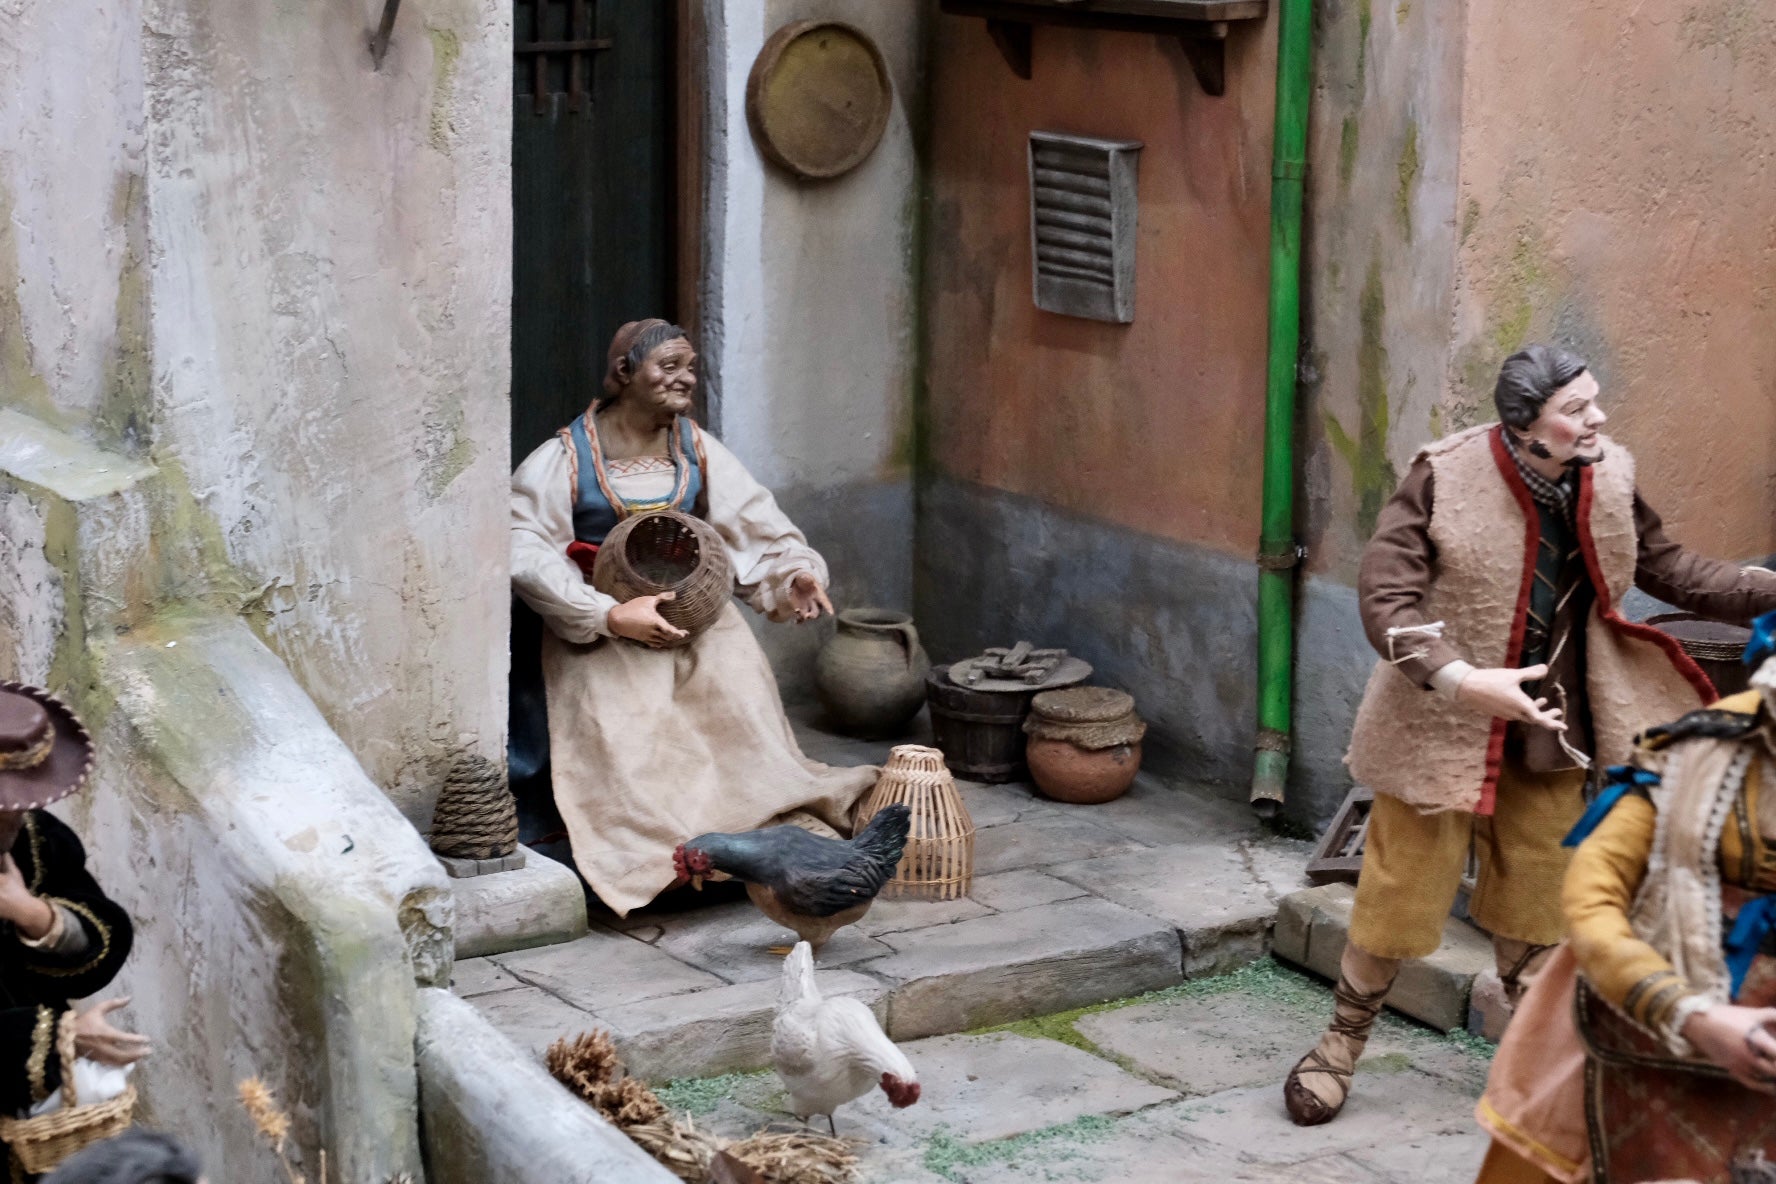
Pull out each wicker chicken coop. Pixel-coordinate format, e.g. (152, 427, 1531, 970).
(857, 744, 975, 901)
(591, 509, 733, 647)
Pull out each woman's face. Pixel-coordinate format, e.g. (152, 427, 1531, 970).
(624, 339, 697, 418)
(1524, 370, 1607, 465)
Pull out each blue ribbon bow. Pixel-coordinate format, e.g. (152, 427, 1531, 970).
(1562, 765, 1662, 848)
(1745, 609, 1776, 669)
(1725, 895, 1776, 1000)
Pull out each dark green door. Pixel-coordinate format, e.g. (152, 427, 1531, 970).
(509, 0, 676, 835)
(512, 0, 676, 459)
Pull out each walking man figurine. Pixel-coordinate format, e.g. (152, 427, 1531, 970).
(1284, 343, 1776, 1126)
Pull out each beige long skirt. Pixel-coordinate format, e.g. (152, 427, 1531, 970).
(543, 602, 879, 916)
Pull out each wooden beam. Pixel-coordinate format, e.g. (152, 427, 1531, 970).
(986, 19, 1034, 80)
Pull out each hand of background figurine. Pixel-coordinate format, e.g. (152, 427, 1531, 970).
(73, 998, 153, 1067)
(787, 572, 833, 624)
(608, 592, 689, 648)
(0, 854, 55, 940)
(1681, 1003, 1776, 1093)
(1453, 665, 1567, 731)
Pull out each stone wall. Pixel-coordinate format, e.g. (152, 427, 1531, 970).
(700, 0, 927, 693)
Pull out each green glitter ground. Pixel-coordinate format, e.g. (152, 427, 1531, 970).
(920, 1114, 1119, 1183)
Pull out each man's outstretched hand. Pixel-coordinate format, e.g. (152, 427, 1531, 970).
(1454, 665, 1567, 731)
(788, 572, 833, 624)
(74, 998, 152, 1067)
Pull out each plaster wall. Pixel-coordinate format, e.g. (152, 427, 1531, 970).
(923, 13, 1279, 555)
(1448, 1, 1776, 561)
(140, 0, 512, 827)
(703, 0, 925, 689)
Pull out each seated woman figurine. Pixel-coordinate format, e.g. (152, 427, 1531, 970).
(1473, 612, 1776, 1183)
(0, 684, 146, 1176)
(510, 320, 877, 916)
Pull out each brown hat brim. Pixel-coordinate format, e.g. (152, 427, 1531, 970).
(0, 683, 94, 813)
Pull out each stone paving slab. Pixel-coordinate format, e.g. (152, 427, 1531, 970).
(1166, 1069, 1482, 1167)
(450, 956, 524, 998)
(1051, 836, 1309, 976)
(963, 867, 1088, 911)
(970, 811, 1146, 875)
(602, 968, 890, 1083)
(648, 900, 896, 982)
(1064, 775, 1264, 847)
(856, 893, 993, 936)
(694, 1032, 1176, 1146)
(953, 779, 1058, 829)
(863, 896, 1183, 1039)
(494, 926, 724, 1012)
(465, 984, 597, 1058)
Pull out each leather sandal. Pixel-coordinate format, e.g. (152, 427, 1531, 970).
(1282, 975, 1392, 1126)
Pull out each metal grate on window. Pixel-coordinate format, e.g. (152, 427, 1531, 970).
(1028, 131, 1143, 324)
(514, 0, 613, 115)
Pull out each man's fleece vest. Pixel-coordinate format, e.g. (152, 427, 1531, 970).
(1345, 424, 1715, 814)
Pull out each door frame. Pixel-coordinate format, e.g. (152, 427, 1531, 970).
(675, 0, 709, 421)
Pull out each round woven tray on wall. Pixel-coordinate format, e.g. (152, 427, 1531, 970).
(591, 510, 734, 648)
(0, 1012, 136, 1176)
(856, 745, 974, 901)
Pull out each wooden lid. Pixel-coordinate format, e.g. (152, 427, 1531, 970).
(746, 20, 893, 180)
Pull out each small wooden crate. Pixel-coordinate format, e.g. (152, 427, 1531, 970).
(857, 744, 975, 901)
(1306, 785, 1373, 885)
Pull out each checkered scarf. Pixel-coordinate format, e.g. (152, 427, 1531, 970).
(1501, 427, 1577, 525)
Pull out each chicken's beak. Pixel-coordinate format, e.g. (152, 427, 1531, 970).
(689, 874, 704, 892)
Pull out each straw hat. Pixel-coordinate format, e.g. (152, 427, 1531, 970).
(0, 683, 94, 813)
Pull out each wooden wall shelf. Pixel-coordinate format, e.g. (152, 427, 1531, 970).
(939, 0, 1269, 97)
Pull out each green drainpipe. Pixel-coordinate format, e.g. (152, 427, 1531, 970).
(1252, 0, 1314, 817)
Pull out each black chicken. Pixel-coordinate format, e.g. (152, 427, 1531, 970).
(671, 805, 912, 955)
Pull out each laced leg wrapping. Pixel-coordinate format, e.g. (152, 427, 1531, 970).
(1284, 968, 1395, 1126)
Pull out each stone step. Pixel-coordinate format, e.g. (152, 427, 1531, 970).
(1271, 883, 1492, 1032)
(450, 844, 589, 959)
(861, 895, 1184, 1040)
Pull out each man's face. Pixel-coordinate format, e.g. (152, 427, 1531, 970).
(626, 339, 696, 417)
(1524, 371, 1607, 466)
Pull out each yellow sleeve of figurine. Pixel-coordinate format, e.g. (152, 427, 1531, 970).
(1562, 794, 1698, 1032)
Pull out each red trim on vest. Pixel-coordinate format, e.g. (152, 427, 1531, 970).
(1572, 465, 1717, 706)
(1481, 426, 1543, 817)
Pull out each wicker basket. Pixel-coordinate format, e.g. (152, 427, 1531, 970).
(0, 1012, 136, 1176)
(591, 510, 734, 647)
(856, 745, 974, 901)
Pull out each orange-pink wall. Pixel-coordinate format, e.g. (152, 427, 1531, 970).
(1450, 1, 1776, 563)
(925, 13, 1278, 556)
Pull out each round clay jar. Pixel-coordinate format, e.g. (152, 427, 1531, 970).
(1022, 687, 1145, 805)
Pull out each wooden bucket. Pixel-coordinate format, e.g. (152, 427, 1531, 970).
(924, 665, 1036, 783)
(1648, 613, 1753, 700)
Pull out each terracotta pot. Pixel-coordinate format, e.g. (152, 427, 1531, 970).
(1026, 738, 1142, 804)
(1022, 686, 1145, 804)
(815, 609, 932, 738)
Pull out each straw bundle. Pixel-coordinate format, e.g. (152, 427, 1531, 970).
(546, 1029, 859, 1184)
(856, 744, 974, 901)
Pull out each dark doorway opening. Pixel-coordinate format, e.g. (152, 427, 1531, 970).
(508, 0, 694, 849)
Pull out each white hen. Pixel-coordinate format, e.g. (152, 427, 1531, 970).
(771, 941, 920, 1132)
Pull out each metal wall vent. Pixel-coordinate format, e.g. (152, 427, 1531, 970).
(1028, 132, 1143, 324)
